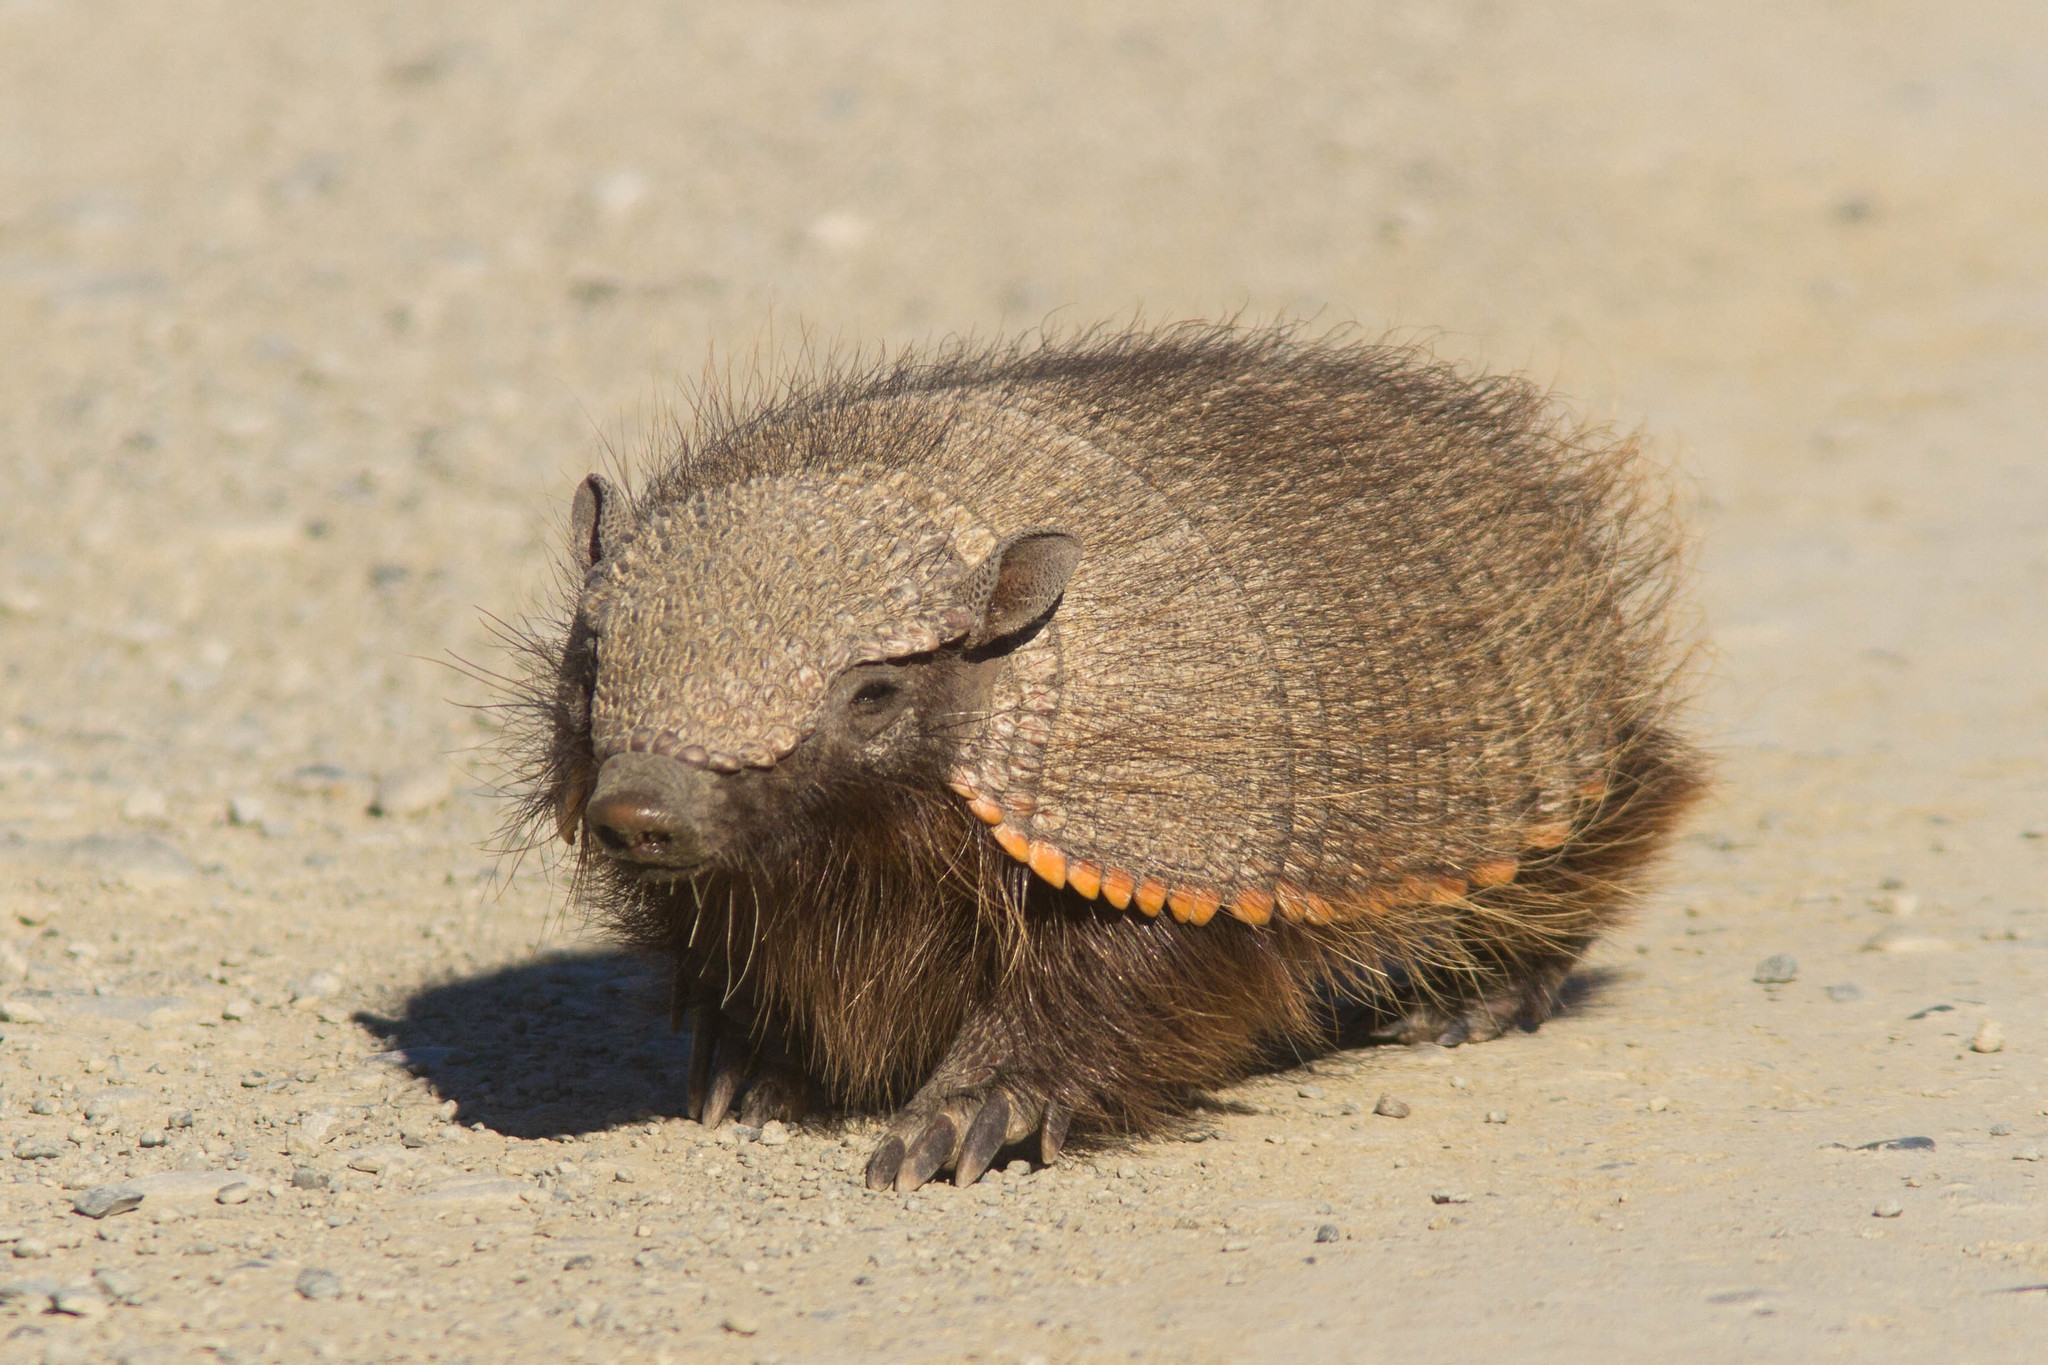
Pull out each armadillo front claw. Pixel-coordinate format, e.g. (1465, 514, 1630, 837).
(866, 1085, 1047, 1192)
(700, 1033, 749, 1130)
(898, 1110, 961, 1192)
(953, 1090, 1011, 1187)
(684, 1004, 719, 1122)
(684, 1008, 810, 1130)
(737, 1066, 810, 1128)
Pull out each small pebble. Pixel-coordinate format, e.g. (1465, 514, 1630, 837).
(12, 1138, 63, 1160)
(13, 1237, 51, 1258)
(1647, 1096, 1671, 1113)
(293, 968, 343, 1002)
(50, 1286, 104, 1317)
(563, 1254, 596, 1270)
(227, 794, 266, 826)
(74, 1184, 144, 1219)
(1313, 1223, 1340, 1243)
(1855, 1135, 1933, 1152)
(221, 999, 253, 1021)
(757, 1120, 790, 1146)
(1824, 984, 1863, 1003)
(1969, 1020, 2004, 1054)
(215, 1181, 252, 1205)
(1372, 1095, 1410, 1119)
(1221, 1238, 1251, 1252)
(1988, 1123, 2012, 1137)
(1429, 1191, 1470, 1205)
(1753, 954, 1798, 984)
(721, 1313, 760, 1336)
(1296, 1084, 1325, 1100)
(1863, 927, 1956, 954)
(370, 765, 452, 816)
(92, 1268, 143, 1303)
(290, 1167, 330, 1191)
(295, 1267, 343, 1300)
(0, 1000, 47, 1024)
(1485, 1111, 1508, 1124)
(120, 787, 168, 823)
(1872, 1201, 1903, 1219)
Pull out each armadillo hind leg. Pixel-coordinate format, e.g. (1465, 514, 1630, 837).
(1375, 955, 1580, 1049)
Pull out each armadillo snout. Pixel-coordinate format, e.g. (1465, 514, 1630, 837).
(584, 752, 714, 869)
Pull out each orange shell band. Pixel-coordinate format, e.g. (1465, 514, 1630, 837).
(953, 782, 1522, 928)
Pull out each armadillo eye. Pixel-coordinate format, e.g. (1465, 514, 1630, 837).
(851, 680, 899, 707)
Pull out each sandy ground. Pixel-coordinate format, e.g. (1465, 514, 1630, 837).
(2, 2, 2045, 1361)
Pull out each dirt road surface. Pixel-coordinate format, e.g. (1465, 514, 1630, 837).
(2, 3, 2043, 1361)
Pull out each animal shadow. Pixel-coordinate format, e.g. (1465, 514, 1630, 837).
(364, 957, 1626, 1140)
(359, 950, 694, 1140)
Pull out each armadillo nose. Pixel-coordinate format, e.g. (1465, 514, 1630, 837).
(583, 754, 711, 868)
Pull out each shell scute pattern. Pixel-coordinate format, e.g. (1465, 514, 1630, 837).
(582, 337, 1684, 941)
(863, 385, 1649, 930)
(585, 472, 966, 767)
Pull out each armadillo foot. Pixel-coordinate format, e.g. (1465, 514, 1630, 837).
(1389, 970, 1569, 1047)
(864, 1081, 1052, 1192)
(684, 1006, 810, 1129)
(737, 1065, 809, 1127)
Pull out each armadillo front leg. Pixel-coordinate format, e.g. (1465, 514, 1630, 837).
(683, 1003, 813, 1129)
(863, 1019, 1066, 1193)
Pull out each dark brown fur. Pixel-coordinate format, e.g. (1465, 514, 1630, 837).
(491, 322, 1705, 1168)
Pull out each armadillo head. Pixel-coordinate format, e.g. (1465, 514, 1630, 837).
(554, 470, 1078, 874)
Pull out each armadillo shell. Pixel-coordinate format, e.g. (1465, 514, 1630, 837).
(615, 337, 1677, 928)
(869, 386, 1645, 928)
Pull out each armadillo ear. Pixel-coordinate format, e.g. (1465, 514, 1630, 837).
(570, 474, 628, 572)
(959, 529, 1081, 648)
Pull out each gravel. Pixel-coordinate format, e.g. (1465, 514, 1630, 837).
(73, 1184, 144, 1219)
(370, 765, 453, 817)
(1374, 1095, 1412, 1119)
(92, 1268, 144, 1304)
(295, 1268, 344, 1300)
(1969, 1021, 2005, 1054)
(1753, 954, 1799, 984)
(51, 1286, 106, 1316)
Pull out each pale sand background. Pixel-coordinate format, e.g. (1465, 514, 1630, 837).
(1, 3, 2044, 1362)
